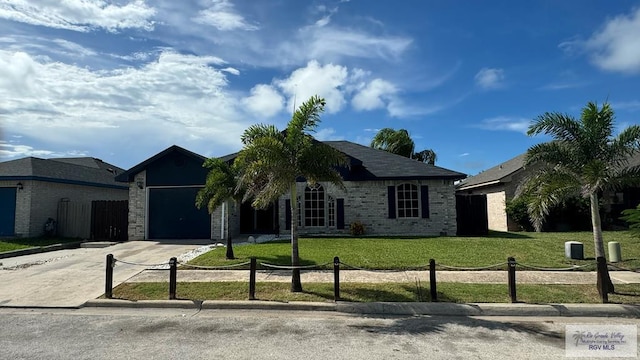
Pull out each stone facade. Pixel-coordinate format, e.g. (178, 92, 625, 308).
(277, 179, 457, 237)
(1, 179, 127, 238)
(127, 171, 147, 240)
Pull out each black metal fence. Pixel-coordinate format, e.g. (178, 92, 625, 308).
(104, 254, 626, 304)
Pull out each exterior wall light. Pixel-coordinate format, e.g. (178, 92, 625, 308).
(17, 182, 23, 190)
(136, 180, 144, 189)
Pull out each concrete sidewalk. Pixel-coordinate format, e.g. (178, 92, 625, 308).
(126, 268, 640, 284)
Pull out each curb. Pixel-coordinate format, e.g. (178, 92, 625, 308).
(82, 299, 640, 318)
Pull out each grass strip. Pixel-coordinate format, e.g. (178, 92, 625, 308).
(109, 282, 640, 304)
(188, 231, 640, 270)
(0, 237, 81, 253)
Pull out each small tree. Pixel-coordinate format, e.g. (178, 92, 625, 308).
(234, 96, 347, 292)
(520, 101, 640, 294)
(195, 158, 240, 260)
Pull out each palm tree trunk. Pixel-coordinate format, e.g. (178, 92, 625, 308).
(590, 193, 614, 294)
(225, 200, 235, 260)
(290, 184, 302, 292)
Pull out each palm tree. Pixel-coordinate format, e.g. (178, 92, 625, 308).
(520, 101, 640, 294)
(412, 149, 437, 165)
(370, 128, 437, 165)
(195, 158, 240, 260)
(234, 95, 346, 292)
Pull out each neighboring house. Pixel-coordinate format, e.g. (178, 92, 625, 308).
(116, 142, 466, 240)
(456, 152, 640, 232)
(0, 157, 128, 238)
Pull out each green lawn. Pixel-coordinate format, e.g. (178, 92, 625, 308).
(188, 231, 640, 270)
(110, 282, 640, 304)
(0, 237, 81, 253)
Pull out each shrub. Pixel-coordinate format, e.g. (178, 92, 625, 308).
(505, 196, 533, 231)
(621, 204, 640, 236)
(349, 221, 365, 236)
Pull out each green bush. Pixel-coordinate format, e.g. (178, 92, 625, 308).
(349, 221, 365, 236)
(621, 204, 640, 236)
(505, 197, 533, 231)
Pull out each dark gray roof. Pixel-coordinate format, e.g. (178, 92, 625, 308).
(457, 150, 640, 191)
(456, 153, 526, 190)
(0, 157, 127, 189)
(115, 145, 207, 182)
(324, 141, 466, 180)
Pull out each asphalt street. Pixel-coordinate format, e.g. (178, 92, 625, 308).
(2, 308, 638, 360)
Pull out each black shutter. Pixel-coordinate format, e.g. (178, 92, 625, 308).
(336, 198, 345, 229)
(421, 185, 430, 218)
(387, 186, 396, 219)
(285, 199, 291, 230)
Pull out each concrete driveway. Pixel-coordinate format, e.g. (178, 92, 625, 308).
(0, 241, 207, 308)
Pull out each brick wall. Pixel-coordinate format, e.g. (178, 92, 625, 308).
(2, 179, 127, 238)
(278, 179, 457, 237)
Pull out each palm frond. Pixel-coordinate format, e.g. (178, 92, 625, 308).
(527, 112, 581, 141)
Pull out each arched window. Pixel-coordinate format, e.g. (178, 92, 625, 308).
(304, 184, 325, 226)
(397, 183, 419, 218)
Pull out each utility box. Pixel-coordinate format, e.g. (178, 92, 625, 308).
(608, 241, 621, 263)
(565, 241, 584, 260)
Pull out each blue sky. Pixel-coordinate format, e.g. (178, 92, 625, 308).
(1, 1, 639, 175)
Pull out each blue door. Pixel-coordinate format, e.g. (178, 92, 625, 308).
(148, 187, 210, 239)
(0, 187, 16, 236)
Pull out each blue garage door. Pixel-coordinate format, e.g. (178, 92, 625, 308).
(148, 187, 210, 239)
(0, 187, 16, 236)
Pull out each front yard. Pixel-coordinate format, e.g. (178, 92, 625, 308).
(188, 231, 640, 270)
(108, 231, 640, 304)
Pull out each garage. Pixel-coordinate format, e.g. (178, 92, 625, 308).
(0, 187, 16, 236)
(148, 187, 210, 239)
(116, 145, 213, 240)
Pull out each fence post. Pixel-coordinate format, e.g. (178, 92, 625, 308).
(169, 257, 177, 300)
(596, 256, 609, 304)
(249, 257, 256, 300)
(105, 254, 114, 299)
(507, 257, 517, 303)
(334, 256, 340, 302)
(429, 259, 437, 302)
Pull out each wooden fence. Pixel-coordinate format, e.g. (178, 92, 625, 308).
(57, 200, 128, 241)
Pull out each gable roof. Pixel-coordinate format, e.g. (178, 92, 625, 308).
(324, 141, 466, 180)
(0, 157, 127, 189)
(456, 153, 526, 190)
(115, 145, 207, 182)
(457, 150, 640, 191)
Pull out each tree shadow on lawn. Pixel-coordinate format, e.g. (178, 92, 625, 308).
(304, 287, 418, 303)
(256, 255, 331, 269)
(485, 231, 533, 239)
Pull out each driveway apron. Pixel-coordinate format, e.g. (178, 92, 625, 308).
(0, 241, 203, 307)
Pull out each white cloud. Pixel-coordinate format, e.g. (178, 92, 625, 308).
(275, 60, 349, 114)
(477, 116, 530, 133)
(221, 67, 240, 75)
(0, 141, 87, 160)
(314, 128, 343, 141)
(0, 49, 252, 161)
(315, 15, 332, 27)
(242, 84, 285, 118)
(351, 78, 397, 111)
(0, 0, 156, 32)
(193, 0, 258, 31)
(585, 7, 640, 74)
(611, 100, 640, 112)
(474, 68, 505, 89)
(459, 153, 470, 157)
